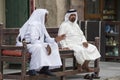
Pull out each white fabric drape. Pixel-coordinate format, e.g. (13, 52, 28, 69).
(16, 9, 62, 70)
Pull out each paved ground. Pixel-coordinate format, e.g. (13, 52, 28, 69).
(3, 59, 120, 80)
(98, 61, 120, 80)
(67, 61, 120, 80)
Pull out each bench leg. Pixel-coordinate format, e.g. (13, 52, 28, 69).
(0, 61, 3, 80)
(60, 76, 66, 80)
(60, 58, 66, 80)
(94, 58, 100, 77)
(0, 72, 2, 80)
(73, 57, 77, 70)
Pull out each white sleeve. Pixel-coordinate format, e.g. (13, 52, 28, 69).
(79, 29, 87, 43)
(81, 35, 87, 43)
(44, 27, 55, 43)
(16, 35, 23, 46)
(58, 23, 68, 48)
(29, 25, 42, 44)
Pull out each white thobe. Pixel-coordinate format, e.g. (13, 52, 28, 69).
(16, 23, 62, 70)
(58, 21, 101, 65)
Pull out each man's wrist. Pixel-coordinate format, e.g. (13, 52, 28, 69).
(54, 38, 57, 42)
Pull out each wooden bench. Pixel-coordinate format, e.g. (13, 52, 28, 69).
(0, 24, 100, 80)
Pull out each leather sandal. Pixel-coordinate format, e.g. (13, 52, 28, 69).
(91, 73, 100, 79)
(84, 74, 91, 79)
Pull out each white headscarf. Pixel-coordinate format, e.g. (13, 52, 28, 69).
(17, 9, 48, 42)
(64, 9, 78, 23)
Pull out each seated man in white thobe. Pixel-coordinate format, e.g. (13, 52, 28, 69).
(16, 9, 65, 76)
(58, 9, 101, 72)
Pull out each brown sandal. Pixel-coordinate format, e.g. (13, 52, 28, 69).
(91, 73, 100, 79)
(84, 74, 92, 79)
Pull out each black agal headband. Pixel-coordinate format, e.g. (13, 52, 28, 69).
(67, 9, 77, 13)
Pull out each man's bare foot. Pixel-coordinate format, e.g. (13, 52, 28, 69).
(78, 67, 83, 72)
(86, 67, 95, 72)
(82, 67, 95, 72)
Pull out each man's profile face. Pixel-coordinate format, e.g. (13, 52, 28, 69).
(45, 13, 48, 23)
(69, 14, 76, 22)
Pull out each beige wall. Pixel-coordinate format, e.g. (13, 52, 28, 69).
(35, 0, 69, 28)
(35, 0, 58, 27)
(0, 0, 5, 26)
(35, 0, 84, 27)
(70, 0, 84, 21)
(57, 0, 85, 27)
(56, 0, 69, 27)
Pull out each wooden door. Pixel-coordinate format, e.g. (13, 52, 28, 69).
(5, 0, 29, 28)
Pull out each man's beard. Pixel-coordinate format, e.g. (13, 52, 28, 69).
(71, 18, 76, 22)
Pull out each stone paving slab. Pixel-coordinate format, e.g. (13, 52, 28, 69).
(3, 60, 120, 80)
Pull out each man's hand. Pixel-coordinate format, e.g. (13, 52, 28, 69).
(46, 44, 51, 55)
(55, 34, 66, 43)
(82, 42, 88, 48)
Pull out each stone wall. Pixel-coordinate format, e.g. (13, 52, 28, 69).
(56, 0, 70, 27)
(70, 0, 84, 21)
(35, 0, 58, 27)
(35, 0, 84, 27)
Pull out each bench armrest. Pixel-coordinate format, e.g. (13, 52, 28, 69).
(1, 45, 24, 50)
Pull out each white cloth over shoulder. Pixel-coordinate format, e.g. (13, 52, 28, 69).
(16, 9, 62, 70)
